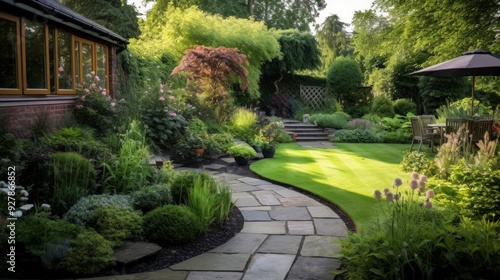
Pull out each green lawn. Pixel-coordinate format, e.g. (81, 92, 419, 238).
(250, 143, 412, 229)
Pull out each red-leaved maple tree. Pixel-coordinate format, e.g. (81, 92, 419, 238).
(171, 45, 250, 104)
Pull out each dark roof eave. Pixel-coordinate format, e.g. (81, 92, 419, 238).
(3, 0, 129, 48)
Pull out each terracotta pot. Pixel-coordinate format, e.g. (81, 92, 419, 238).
(194, 148, 204, 156)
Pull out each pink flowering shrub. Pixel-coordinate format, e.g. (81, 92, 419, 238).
(73, 72, 123, 135)
(140, 82, 187, 148)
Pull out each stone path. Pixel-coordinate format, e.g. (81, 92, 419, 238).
(79, 172, 347, 280)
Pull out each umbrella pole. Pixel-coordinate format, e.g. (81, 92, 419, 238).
(471, 75, 475, 116)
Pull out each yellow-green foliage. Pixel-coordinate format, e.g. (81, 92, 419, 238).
(132, 5, 281, 99)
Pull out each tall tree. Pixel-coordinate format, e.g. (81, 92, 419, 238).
(61, 0, 140, 39)
(315, 15, 352, 73)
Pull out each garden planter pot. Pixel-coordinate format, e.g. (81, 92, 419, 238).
(194, 148, 204, 156)
(252, 145, 262, 153)
(261, 146, 276, 158)
(234, 156, 248, 165)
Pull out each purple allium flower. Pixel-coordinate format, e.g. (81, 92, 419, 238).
(394, 193, 400, 201)
(426, 189, 435, 199)
(424, 200, 432, 209)
(393, 178, 403, 187)
(420, 175, 428, 183)
(383, 188, 390, 195)
(374, 190, 382, 200)
(410, 179, 419, 190)
(418, 181, 426, 193)
(386, 191, 394, 202)
(411, 172, 419, 180)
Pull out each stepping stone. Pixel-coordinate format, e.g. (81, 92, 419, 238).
(170, 253, 250, 271)
(242, 221, 286, 234)
(211, 233, 267, 254)
(274, 189, 307, 198)
(230, 182, 261, 192)
(242, 253, 295, 280)
(238, 206, 273, 211)
(300, 236, 342, 258)
(114, 241, 161, 265)
(255, 194, 281, 206)
(257, 235, 302, 255)
(287, 221, 314, 235)
(221, 157, 236, 163)
(314, 219, 348, 237)
(269, 207, 311, 221)
(203, 164, 226, 170)
(257, 184, 286, 191)
(279, 197, 322, 207)
(307, 206, 340, 218)
(241, 210, 272, 221)
(233, 194, 261, 207)
(286, 256, 341, 280)
(187, 271, 243, 280)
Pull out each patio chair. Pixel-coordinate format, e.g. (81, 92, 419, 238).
(445, 118, 469, 135)
(420, 115, 442, 146)
(468, 119, 494, 143)
(410, 117, 437, 152)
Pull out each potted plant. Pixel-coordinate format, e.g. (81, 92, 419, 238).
(227, 144, 257, 165)
(185, 131, 207, 156)
(259, 121, 284, 158)
(251, 135, 263, 152)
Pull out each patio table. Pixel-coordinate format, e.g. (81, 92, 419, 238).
(427, 123, 445, 145)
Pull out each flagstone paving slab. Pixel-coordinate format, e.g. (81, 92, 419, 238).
(229, 183, 262, 192)
(238, 206, 273, 211)
(242, 221, 287, 234)
(300, 236, 342, 258)
(255, 193, 282, 206)
(187, 271, 243, 280)
(274, 189, 308, 198)
(242, 254, 295, 280)
(233, 195, 261, 207)
(241, 210, 272, 221)
(170, 253, 251, 271)
(202, 163, 226, 170)
(286, 257, 341, 280)
(279, 197, 322, 207)
(210, 233, 267, 254)
(257, 235, 303, 255)
(287, 221, 315, 235)
(269, 207, 311, 221)
(314, 218, 348, 237)
(307, 206, 340, 218)
(256, 184, 286, 191)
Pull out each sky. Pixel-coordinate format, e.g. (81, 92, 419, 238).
(129, 0, 375, 29)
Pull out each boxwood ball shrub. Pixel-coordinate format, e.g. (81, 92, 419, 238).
(334, 129, 381, 143)
(143, 205, 202, 245)
(131, 183, 173, 213)
(393, 98, 417, 115)
(57, 230, 115, 276)
(63, 194, 132, 225)
(170, 170, 217, 204)
(87, 205, 144, 247)
(371, 95, 395, 118)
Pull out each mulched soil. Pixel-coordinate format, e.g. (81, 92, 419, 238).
(7, 155, 355, 279)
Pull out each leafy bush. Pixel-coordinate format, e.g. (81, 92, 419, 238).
(276, 130, 292, 143)
(205, 132, 234, 155)
(334, 129, 381, 143)
(326, 57, 363, 117)
(393, 98, 417, 115)
(49, 152, 97, 216)
(131, 183, 173, 213)
(227, 108, 259, 143)
(371, 95, 395, 118)
(58, 230, 115, 276)
(143, 205, 202, 245)
(63, 194, 132, 225)
(87, 205, 143, 247)
(259, 121, 285, 145)
(380, 130, 412, 143)
(101, 120, 154, 193)
(400, 150, 431, 173)
(186, 178, 233, 233)
(170, 170, 217, 204)
(309, 113, 348, 129)
(227, 144, 257, 159)
(346, 118, 371, 130)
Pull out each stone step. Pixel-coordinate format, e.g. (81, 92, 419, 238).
(295, 136, 330, 141)
(286, 128, 325, 133)
(287, 131, 329, 137)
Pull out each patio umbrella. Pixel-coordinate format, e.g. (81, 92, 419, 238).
(410, 49, 500, 116)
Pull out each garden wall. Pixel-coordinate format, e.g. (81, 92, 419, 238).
(0, 98, 75, 137)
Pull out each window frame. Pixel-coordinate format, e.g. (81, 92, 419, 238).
(22, 17, 51, 95)
(96, 43, 109, 91)
(54, 30, 76, 94)
(0, 12, 22, 95)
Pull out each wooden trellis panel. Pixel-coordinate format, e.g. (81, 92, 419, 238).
(300, 85, 325, 109)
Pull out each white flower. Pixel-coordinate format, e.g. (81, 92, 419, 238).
(0, 181, 7, 187)
(1, 188, 9, 194)
(20, 190, 29, 196)
(20, 204, 34, 211)
(13, 210, 23, 218)
(19, 197, 28, 201)
(41, 204, 51, 209)
(16, 185, 25, 190)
